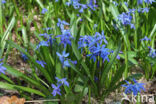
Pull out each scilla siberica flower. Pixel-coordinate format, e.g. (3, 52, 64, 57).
(2, 0, 6, 4)
(122, 79, 146, 96)
(141, 36, 151, 41)
(56, 19, 73, 47)
(21, 52, 28, 62)
(0, 62, 7, 74)
(55, 77, 69, 87)
(36, 60, 46, 68)
(138, 0, 156, 4)
(51, 84, 61, 96)
(36, 41, 49, 50)
(66, 0, 98, 13)
(56, 51, 70, 68)
(117, 12, 135, 29)
(41, 8, 48, 14)
(51, 77, 69, 96)
(148, 47, 156, 58)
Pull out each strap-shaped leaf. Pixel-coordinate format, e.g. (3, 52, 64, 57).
(0, 82, 46, 97)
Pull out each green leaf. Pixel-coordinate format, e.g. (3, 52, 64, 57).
(100, 39, 121, 87)
(0, 82, 46, 97)
(7, 40, 52, 84)
(4, 65, 49, 95)
(35, 0, 44, 9)
(0, 16, 15, 58)
(71, 40, 97, 94)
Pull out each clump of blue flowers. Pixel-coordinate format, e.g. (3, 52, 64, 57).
(78, 31, 111, 62)
(122, 79, 146, 96)
(66, 0, 97, 13)
(51, 77, 69, 96)
(148, 47, 156, 58)
(117, 12, 135, 29)
(56, 18, 73, 48)
(138, 0, 156, 5)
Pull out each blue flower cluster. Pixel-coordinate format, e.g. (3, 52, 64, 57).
(66, 0, 97, 13)
(117, 12, 135, 29)
(122, 79, 146, 96)
(138, 0, 156, 5)
(0, 62, 7, 74)
(117, 7, 150, 29)
(78, 31, 111, 62)
(51, 77, 69, 96)
(56, 50, 77, 68)
(148, 47, 156, 58)
(56, 18, 73, 48)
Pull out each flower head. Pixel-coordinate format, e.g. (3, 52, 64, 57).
(51, 84, 61, 96)
(0, 62, 7, 74)
(21, 53, 28, 62)
(56, 51, 69, 63)
(122, 79, 146, 96)
(2, 0, 6, 4)
(141, 36, 151, 41)
(41, 8, 48, 14)
(36, 41, 49, 50)
(148, 47, 156, 58)
(55, 77, 69, 87)
(36, 60, 46, 68)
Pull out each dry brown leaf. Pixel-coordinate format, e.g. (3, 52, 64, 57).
(0, 96, 25, 104)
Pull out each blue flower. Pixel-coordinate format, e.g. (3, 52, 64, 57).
(0, 62, 7, 74)
(138, 0, 155, 5)
(56, 51, 69, 63)
(128, 9, 136, 14)
(138, 0, 143, 5)
(88, 0, 97, 11)
(144, 0, 155, 4)
(41, 8, 48, 14)
(43, 27, 52, 31)
(66, 0, 89, 13)
(130, 24, 135, 29)
(142, 7, 150, 13)
(117, 12, 133, 26)
(55, 0, 59, 2)
(113, 1, 118, 6)
(148, 47, 156, 58)
(21, 52, 28, 62)
(87, 44, 110, 62)
(36, 60, 46, 68)
(124, 2, 128, 7)
(141, 36, 151, 41)
(56, 30, 73, 47)
(36, 41, 49, 50)
(51, 84, 61, 96)
(2, 0, 6, 4)
(39, 33, 53, 39)
(57, 18, 69, 29)
(122, 79, 146, 96)
(93, 24, 98, 29)
(55, 77, 69, 87)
